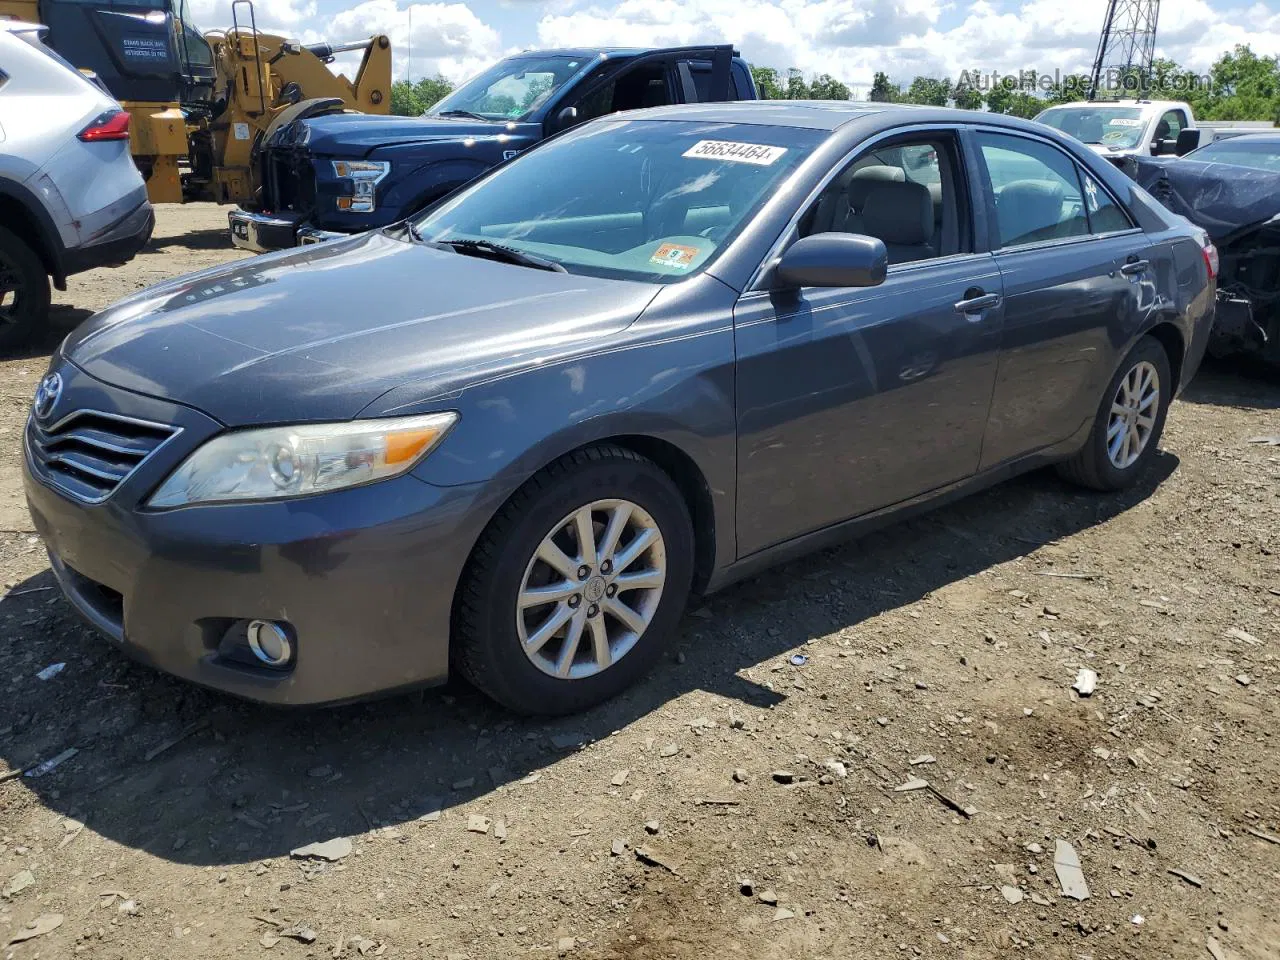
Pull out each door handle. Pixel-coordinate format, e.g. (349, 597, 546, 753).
(954, 291, 1001, 317)
(1120, 259, 1150, 276)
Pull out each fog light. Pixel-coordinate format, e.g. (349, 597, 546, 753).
(246, 619, 293, 667)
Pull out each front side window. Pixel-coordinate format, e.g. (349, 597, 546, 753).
(799, 134, 968, 265)
(428, 55, 585, 121)
(412, 119, 825, 283)
(977, 132, 1089, 248)
(1156, 110, 1184, 142)
(1036, 105, 1147, 150)
(569, 61, 671, 125)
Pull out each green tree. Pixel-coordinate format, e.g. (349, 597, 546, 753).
(808, 73, 852, 100)
(903, 76, 951, 106)
(390, 74, 455, 116)
(1043, 73, 1089, 106)
(750, 65, 784, 100)
(985, 83, 1042, 118)
(952, 84, 983, 110)
(869, 70, 900, 102)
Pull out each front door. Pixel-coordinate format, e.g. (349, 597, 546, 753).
(970, 129, 1155, 468)
(734, 130, 1004, 556)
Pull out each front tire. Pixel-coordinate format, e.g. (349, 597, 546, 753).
(1057, 335, 1172, 490)
(453, 446, 694, 715)
(0, 227, 51, 353)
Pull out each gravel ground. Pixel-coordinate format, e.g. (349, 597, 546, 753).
(1, 204, 1278, 960)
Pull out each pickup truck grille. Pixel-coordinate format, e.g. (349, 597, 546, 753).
(26, 411, 178, 503)
(261, 136, 317, 216)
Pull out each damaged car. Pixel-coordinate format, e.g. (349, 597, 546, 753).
(1123, 133, 1280, 367)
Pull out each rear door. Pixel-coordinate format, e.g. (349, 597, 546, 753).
(970, 128, 1154, 468)
(733, 127, 1005, 556)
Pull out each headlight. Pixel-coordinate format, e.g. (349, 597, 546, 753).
(148, 412, 457, 508)
(331, 160, 390, 213)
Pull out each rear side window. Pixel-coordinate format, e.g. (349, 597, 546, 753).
(976, 132, 1089, 247)
(1078, 169, 1134, 233)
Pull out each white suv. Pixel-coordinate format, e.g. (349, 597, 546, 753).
(0, 20, 153, 351)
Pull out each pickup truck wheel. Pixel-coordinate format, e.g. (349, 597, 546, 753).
(452, 445, 694, 715)
(0, 227, 50, 353)
(1057, 336, 1172, 491)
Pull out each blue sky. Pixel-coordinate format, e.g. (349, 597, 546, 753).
(192, 0, 1280, 95)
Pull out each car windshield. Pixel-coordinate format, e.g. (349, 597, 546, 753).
(1037, 105, 1147, 148)
(411, 119, 825, 283)
(426, 55, 586, 121)
(1186, 139, 1280, 172)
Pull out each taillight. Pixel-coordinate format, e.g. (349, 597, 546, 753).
(78, 109, 130, 142)
(1193, 227, 1218, 279)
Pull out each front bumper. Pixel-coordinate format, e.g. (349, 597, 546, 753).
(23, 363, 490, 706)
(229, 208, 346, 253)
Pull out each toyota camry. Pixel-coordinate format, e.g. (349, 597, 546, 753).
(24, 101, 1216, 714)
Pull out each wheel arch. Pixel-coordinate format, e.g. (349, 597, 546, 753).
(0, 182, 64, 287)
(1143, 320, 1185, 395)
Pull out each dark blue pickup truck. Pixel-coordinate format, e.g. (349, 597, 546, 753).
(230, 44, 758, 251)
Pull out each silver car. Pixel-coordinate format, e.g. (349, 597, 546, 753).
(0, 20, 153, 351)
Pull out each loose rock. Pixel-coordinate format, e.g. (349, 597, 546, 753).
(290, 837, 352, 862)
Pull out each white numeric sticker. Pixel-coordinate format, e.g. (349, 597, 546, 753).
(682, 140, 788, 165)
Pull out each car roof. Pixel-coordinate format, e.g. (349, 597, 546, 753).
(512, 46, 743, 62)
(617, 100, 1060, 133)
(1201, 131, 1280, 143)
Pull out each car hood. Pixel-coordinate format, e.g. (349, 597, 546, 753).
(298, 113, 524, 156)
(62, 232, 660, 425)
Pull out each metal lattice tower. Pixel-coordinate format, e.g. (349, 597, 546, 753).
(1088, 0, 1160, 99)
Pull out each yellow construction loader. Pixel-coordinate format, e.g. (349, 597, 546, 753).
(0, 0, 390, 204)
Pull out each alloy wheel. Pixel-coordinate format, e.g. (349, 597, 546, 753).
(516, 498, 667, 680)
(1107, 359, 1159, 469)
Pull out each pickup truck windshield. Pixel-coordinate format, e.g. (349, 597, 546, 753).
(426, 55, 585, 121)
(1185, 139, 1280, 172)
(1037, 105, 1147, 149)
(411, 119, 824, 283)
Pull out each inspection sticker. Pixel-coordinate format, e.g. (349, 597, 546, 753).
(683, 139, 788, 165)
(1109, 118, 1144, 127)
(650, 242, 701, 269)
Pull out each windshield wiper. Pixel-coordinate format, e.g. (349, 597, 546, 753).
(433, 238, 567, 273)
(434, 109, 492, 121)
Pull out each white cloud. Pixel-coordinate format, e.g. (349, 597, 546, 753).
(325, 0, 503, 81)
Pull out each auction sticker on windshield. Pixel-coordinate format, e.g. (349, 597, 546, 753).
(650, 242, 701, 269)
(683, 140, 788, 165)
(1110, 118, 1144, 127)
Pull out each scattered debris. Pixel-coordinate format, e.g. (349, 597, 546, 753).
(1207, 936, 1227, 960)
(895, 778, 929, 792)
(1000, 885, 1024, 904)
(1026, 842, 1044, 855)
(1246, 435, 1280, 445)
(928, 784, 977, 818)
(466, 815, 492, 835)
(1235, 675, 1252, 687)
(909, 755, 936, 766)
(549, 733, 586, 750)
(789, 654, 808, 666)
(1245, 826, 1280, 845)
(1227, 627, 1262, 646)
(738, 878, 754, 897)
(417, 798, 444, 823)
(290, 838, 353, 862)
(1168, 868, 1203, 888)
(823, 760, 848, 779)
(35, 662, 65, 681)
(558, 936, 576, 952)
(117, 898, 140, 916)
(610, 769, 630, 787)
(1072, 668, 1098, 697)
(261, 932, 281, 948)
(1132, 915, 1145, 926)
(634, 846, 680, 876)
(733, 768, 749, 783)
(1093, 747, 1112, 761)
(610, 839, 627, 857)
(279, 925, 318, 944)
(644, 820, 660, 834)
(1053, 840, 1090, 901)
(773, 907, 795, 921)
(3, 869, 35, 898)
(5, 913, 63, 945)
(494, 818, 507, 842)
(693, 798, 740, 807)
(307, 765, 332, 778)
(452, 777, 475, 790)
(771, 771, 796, 784)
(1035, 571, 1102, 580)
(24, 747, 78, 778)
(658, 743, 680, 758)
(757, 890, 778, 905)
(144, 719, 210, 762)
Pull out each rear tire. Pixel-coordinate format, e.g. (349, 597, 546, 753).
(1057, 335, 1172, 491)
(0, 227, 50, 353)
(452, 445, 694, 716)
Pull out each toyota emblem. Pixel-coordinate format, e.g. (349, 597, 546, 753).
(33, 372, 63, 421)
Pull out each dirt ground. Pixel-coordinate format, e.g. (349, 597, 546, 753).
(1, 204, 1278, 960)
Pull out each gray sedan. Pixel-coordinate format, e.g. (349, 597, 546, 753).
(24, 101, 1216, 714)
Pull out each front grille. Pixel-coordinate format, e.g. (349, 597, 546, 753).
(26, 410, 178, 503)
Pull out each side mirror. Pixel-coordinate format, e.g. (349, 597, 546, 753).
(775, 233, 888, 289)
(553, 106, 579, 132)
(1175, 128, 1201, 156)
